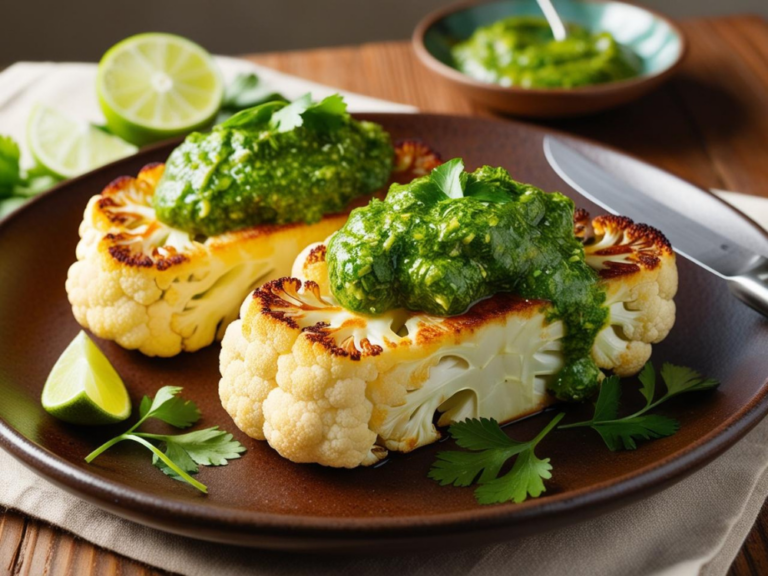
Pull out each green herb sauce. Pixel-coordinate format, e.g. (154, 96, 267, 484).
(452, 16, 640, 89)
(153, 96, 393, 237)
(327, 160, 607, 401)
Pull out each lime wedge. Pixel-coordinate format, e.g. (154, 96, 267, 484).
(27, 105, 138, 179)
(96, 33, 223, 146)
(42, 331, 131, 425)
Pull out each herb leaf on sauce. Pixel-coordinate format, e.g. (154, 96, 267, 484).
(431, 157, 465, 199)
(154, 93, 392, 237)
(270, 93, 349, 133)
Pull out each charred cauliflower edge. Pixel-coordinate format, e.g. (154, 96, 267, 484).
(219, 211, 677, 468)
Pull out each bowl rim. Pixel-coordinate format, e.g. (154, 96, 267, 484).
(412, 0, 689, 96)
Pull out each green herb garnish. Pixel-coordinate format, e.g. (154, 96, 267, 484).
(221, 92, 348, 132)
(559, 363, 719, 450)
(429, 413, 563, 505)
(0, 133, 62, 214)
(85, 386, 245, 493)
(430, 363, 718, 504)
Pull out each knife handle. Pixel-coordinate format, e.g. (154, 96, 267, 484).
(727, 258, 768, 318)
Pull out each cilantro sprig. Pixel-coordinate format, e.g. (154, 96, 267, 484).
(217, 72, 288, 123)
(85, 386, 245, 493)
(0, 134, 62, 216)
(430, 363, 718, 505)
(221, 92, 348, 132)
(429, 413, 564, 505)
(559, 363, 719, 450)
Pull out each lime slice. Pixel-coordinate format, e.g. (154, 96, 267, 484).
(97, 33, 223, 146)
(42, 331, 131, 425)
(27, 105, 138, 179)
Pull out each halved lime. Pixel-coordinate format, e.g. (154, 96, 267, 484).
(42, 331, 131, 425)
(97, 33, 223, 146)
(27, 105, 138, 179)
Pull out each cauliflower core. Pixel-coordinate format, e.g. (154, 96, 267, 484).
(220, 212, 677, 468)
(66, 142, 439, 357)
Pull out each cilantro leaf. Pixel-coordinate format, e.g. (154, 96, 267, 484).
(270, 93, 349, 133)
(560, 363, 718, 451)
(85, 387, 242, 494)
(270, 92, 312, 132)
(592, 375, 620, 422)
(220, 100, 286, 129)
(220, 93, 349, 134)
(430, 158, 465, 199)
(661, 364, 719, 396)
(139, 385, 201, 428)
(222, 73, 288, 112)
(474, 449, 553, 504)
(592, 415, 679, 451)
(0, 135, 22, 198)
(302, 93, 348, 131)
(463, 180, 512, 204)
(153, 439, 199, 479)
(429, 413, 563, 505)
(638, 362, 656, 407)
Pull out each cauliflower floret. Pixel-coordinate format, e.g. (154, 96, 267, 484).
(67, 141, 440, 357)
(586, 215, 677, 376)
(65, 164, 346, 357)
(220, 210, 677, 468)
(220, 273, 564, 468)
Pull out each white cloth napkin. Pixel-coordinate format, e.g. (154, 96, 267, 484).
(1, 60, 767, 576)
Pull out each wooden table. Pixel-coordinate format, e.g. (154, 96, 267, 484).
(2, 14, 768, 575)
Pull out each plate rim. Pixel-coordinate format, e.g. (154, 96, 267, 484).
(2, 112, 768, 545)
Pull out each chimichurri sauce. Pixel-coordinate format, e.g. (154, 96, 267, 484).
(452, 16, 640, 89)
(153, 97, 393, 237)
(327, 160, 607, 401)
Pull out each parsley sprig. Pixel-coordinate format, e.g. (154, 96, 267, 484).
(429, 413, 564, 504)
(85, 386, 245, 493)
(559, 363, 719, 450)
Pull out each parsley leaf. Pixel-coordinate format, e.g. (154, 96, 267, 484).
(430, 158, 465, 199)
(85, 387, 244, 494)
(560, 363, 718, 451)
(429, 413, 563, 504)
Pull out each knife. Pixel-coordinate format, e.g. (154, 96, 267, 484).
(543, 136, 768, 317)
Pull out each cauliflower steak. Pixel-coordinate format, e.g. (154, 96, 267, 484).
(66, 141, 442, 357)
(219, 213, 677, 468)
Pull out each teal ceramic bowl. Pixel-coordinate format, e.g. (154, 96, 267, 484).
(413, 0, 687, 117)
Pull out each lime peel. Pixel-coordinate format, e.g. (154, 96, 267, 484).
(42, 331, 131, 425)
(27, 105, 138, 179)
(96, 33, 223, 146)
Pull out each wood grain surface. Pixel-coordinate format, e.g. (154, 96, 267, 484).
(2, 14, 767, 576)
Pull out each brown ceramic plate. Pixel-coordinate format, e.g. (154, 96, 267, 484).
(413, 0, 688, 117)
(1, 114, 767, 552)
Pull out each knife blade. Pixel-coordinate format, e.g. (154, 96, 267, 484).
(543, 136, 768, 317)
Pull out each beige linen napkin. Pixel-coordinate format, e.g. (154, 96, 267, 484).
(1, 61, 768, 576)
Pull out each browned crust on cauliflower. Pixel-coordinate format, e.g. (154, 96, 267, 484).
(392, 139, 442, 183)
(585, 215, 673, 279)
